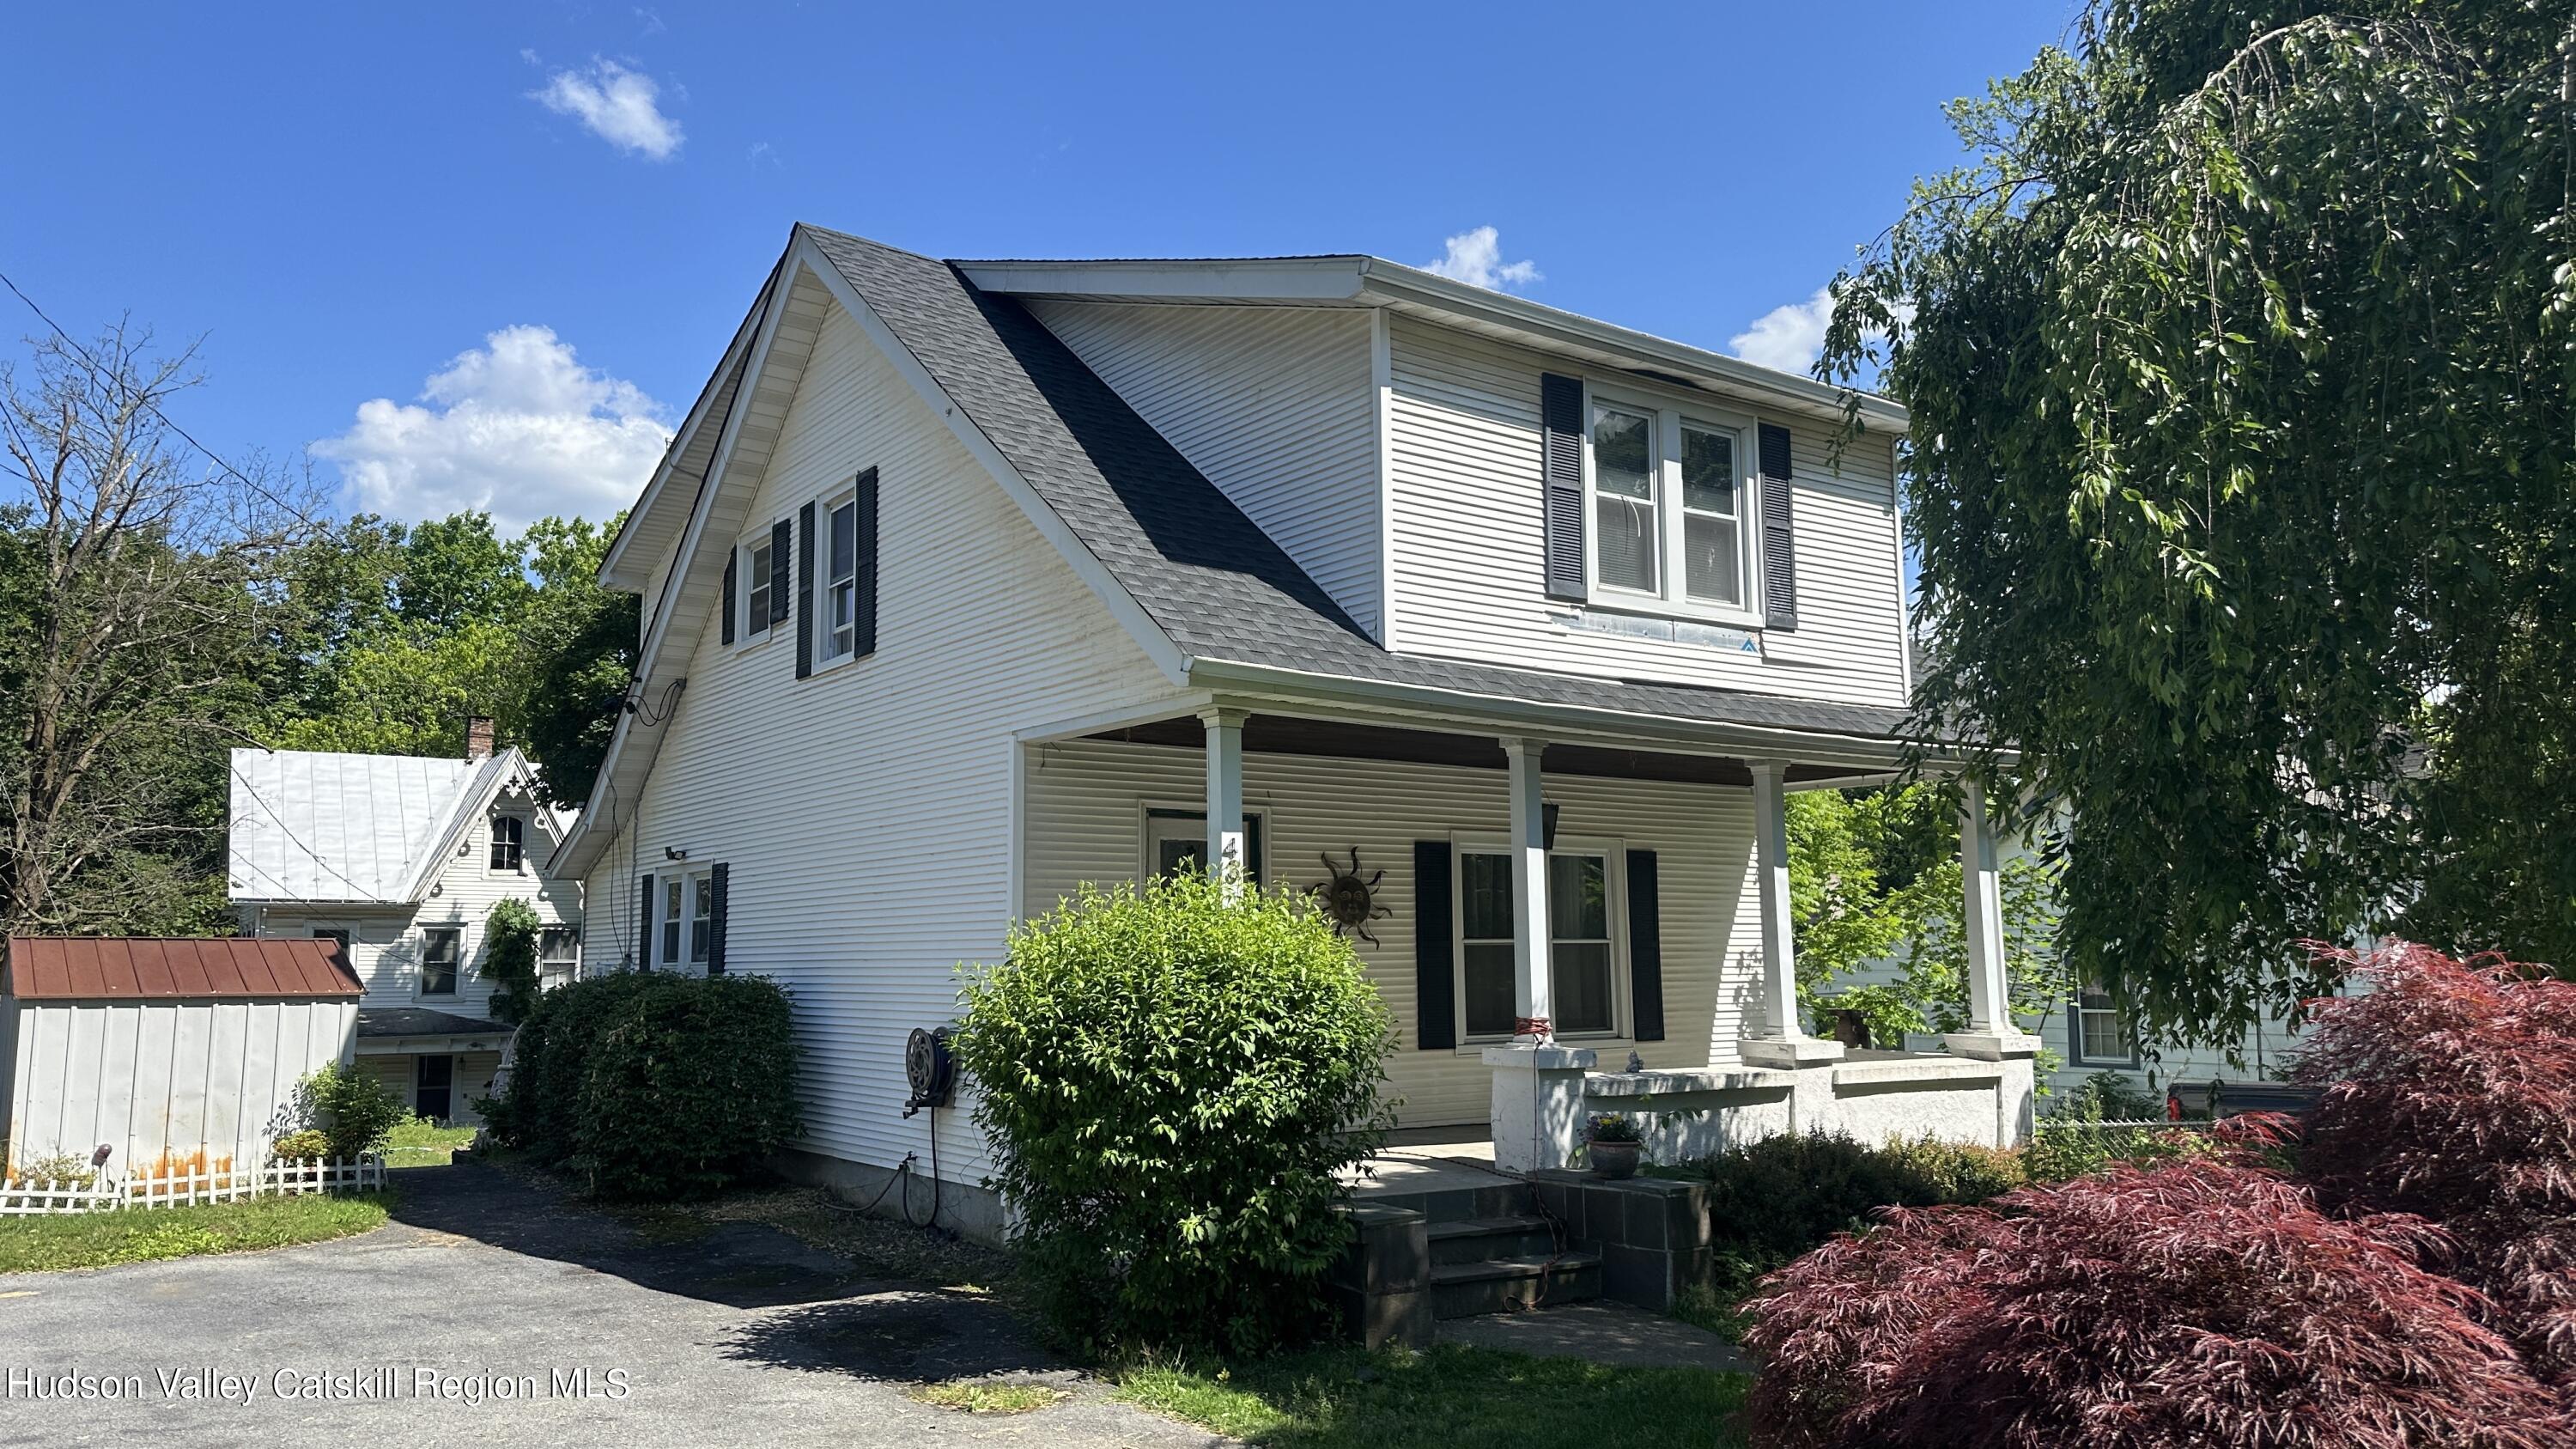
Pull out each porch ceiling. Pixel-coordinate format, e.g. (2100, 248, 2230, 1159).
(1088, 715, 1886, 789)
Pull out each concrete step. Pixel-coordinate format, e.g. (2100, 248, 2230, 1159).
(1430, 1252, 1603, 1319)
(1425, 1215, 1564, 1266)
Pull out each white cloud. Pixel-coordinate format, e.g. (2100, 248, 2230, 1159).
(1422, 226, 1540, 291)
(1730, 285, 1917, 378)
(313, 326, 673, 531)
(1729, 286, 1836, 374)
(530, 58, 683, 160)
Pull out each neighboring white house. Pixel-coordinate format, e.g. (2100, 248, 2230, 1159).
(550, 225, 2047, 1236)
(228, 725, 583, 1125)
(2, 935, 360, 1178)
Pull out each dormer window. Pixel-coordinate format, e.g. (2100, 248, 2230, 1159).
(1587, 391, 1758, 618)
(489, 815, 525, 872)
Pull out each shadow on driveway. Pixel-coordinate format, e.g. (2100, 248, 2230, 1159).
(387, 1159, 896, 1310)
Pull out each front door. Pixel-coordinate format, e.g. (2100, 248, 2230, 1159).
(414, 1055, 454, 1123)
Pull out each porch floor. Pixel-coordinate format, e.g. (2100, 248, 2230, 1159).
(1345, 1124, 1513, 1201)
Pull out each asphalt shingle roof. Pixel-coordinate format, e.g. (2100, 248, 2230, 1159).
(801, 226, 1918, 744)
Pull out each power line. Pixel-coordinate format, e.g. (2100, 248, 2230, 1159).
(0, 265, 310, 520)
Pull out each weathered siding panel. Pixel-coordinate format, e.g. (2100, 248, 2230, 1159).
(1023, 738, 1769, 1126)
(1, 998, 356, 1173)
(580, 291, 1184, 1186)
(1384, 314, 1909, 706)
(1028, 300, 1382, 638)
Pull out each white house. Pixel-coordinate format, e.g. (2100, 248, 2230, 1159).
(551, 225, 2044, 1236)
(228, 725, 583, 1124)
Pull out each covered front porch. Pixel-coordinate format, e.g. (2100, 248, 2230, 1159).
(1016, 691, 2040, 1171)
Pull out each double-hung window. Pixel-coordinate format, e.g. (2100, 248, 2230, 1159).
(419, 927, 461, 997)
(820, 489, 859, 664)
(488, 815, 524, 872)
(744, 534, 777, 640)
(659, 877, 684, 968)
(2070, 983, 2136, 1067)
(1455, 844, 1619, 1039)
(538, 928, 580, 989)
(1588, 393, 1758, 617)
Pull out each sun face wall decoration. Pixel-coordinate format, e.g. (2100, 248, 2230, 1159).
(1306, 848, 1391, 945)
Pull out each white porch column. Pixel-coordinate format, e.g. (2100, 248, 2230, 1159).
(1502, 737, 1552, 1037)
(1200, 707, 1248, 898)
(1741, 759, 1843, 1068)
(1944, 776, 2042, 1066)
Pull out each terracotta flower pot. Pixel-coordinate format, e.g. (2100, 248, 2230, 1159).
(1589, 1140, 1641, 1180)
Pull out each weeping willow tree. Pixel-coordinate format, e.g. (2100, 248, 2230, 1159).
(1823, 2, 2576, 1044)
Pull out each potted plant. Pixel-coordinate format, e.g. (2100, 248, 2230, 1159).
(1585, 1112, 1643, 1179)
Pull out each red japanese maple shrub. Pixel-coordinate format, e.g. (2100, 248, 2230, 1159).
(1740, 1151, 2567, 1449)
(2294, 942, 2576, 1378)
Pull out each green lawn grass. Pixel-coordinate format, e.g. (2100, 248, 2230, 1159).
(381, 1117, 478, 1168)
(1113, 1343, 1753, 1448)
(0, 1191, 392, 1274)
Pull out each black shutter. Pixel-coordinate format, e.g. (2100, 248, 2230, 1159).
(637, 873, 654, 970)
(1626, 850, 1665, 1043)
(720, 555, 736, 646)
(794, 501, 816, 679)
(1759, 423, 1798, 630)
(1413, 841, 1456, 1050)
(707, 862, 729, 976)
(768, 518, 793, 630)
(1540, 374, 1587, 601)
(854, 467, 879, 658)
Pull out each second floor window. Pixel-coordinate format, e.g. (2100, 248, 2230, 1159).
(1589, 393, 1756, 616)
(744, 536, 776, 637)
(489, 815, 524, 872)
(822, 490, 859, 662)
(2071, 983, 2136, 1066)
(420, 927, 460, 997)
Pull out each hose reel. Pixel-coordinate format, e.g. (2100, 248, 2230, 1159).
(902, 1026, 955, 1118)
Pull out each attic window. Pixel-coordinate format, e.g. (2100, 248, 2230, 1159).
(745, 537, 776, 637)
(489, 815, 525, 872)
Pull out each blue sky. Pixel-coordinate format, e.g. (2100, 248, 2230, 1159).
(2, 1, 2078, 532)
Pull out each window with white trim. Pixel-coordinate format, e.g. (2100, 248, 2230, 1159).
(1143, 809, 1266, 887)
(419, 926, 461, 997)
(1455, 844, 1619, 1039)
(743, 534, 777, 640)
(819, 488, 859, 663)
(538, 927, 580, 989)
(488, 814, 525, 872)
(2070, 983, 2136, 1066)
(658, 876, 684, 968)
(1589, 393, 1758, 616)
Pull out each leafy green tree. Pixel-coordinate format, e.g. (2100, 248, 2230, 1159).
(1821, 1, 2576, 1039)
(481, 897, 544, 1026)
(1789, 786, 2070, 1052)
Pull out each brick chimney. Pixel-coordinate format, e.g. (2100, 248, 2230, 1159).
(464, 715, 495, 760)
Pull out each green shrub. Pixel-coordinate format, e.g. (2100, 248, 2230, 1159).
(296, 1062, 410, 1158)
(8, 1153, 97, 1189)
(1660, 1130, 2026, 1333)
(955, 874, 1396, 1356)
(270, 1129, 332, 1160)
(479, 969, 802, 1199)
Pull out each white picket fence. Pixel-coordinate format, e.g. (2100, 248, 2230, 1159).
(0, 1153, 386, 1216)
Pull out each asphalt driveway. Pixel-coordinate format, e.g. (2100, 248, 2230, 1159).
(0, 1162, 1224, 1448)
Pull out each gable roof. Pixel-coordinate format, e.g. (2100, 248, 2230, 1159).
(228, 746, 555, 904)
(560, 227, 1934, 875)
(6, 936, 363, 1002)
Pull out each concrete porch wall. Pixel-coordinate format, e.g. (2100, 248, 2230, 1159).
(1023, 736, 1770, 1128)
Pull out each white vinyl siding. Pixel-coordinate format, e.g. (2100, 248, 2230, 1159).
(1022, 737, 1763, 1128)
(1028, 300, 1383, 639)
(1385, 313, 1908, 705)
(579, 291, 1185, 1186)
